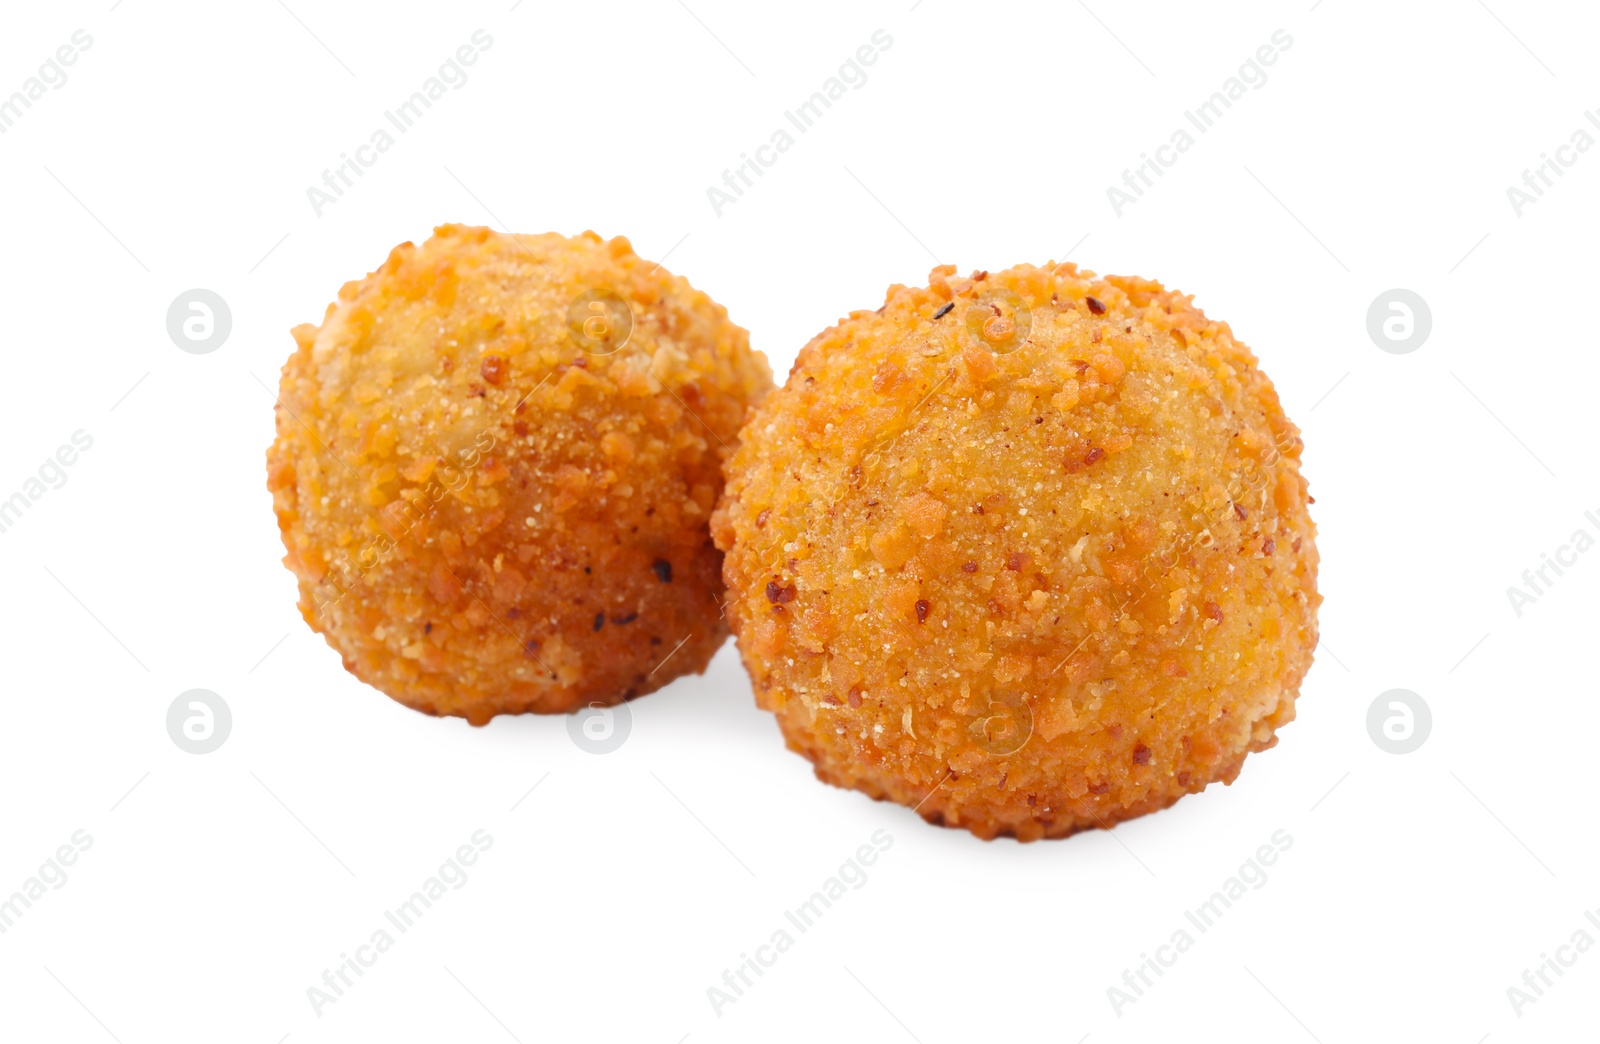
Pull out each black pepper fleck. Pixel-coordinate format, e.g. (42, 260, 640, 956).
(652, 559, 673, 583)
(932, 302, 954, 320)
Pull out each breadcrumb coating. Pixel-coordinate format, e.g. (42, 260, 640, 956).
(712, 262, 1318, 840)
(268, 225, 772, 722)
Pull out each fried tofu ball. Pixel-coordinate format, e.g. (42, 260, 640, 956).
(268, 225, 771, 723)
(712, 263, 1318, 840)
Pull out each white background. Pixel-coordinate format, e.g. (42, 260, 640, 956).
(1, 0, 1595, 1041)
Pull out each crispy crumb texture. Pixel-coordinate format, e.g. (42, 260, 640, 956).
(712, 262, 1318, 840)
(268, 224, 772, 723)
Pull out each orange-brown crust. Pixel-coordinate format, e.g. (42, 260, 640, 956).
(268, 224, 772, 722)
(712, 262, 1318, 840)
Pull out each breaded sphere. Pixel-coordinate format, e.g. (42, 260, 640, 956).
(712, 262, 1318, 840)
(268, 224, 771, 723)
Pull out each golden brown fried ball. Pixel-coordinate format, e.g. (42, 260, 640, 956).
(268, 224, 771, 723)
(712, 262, 1318, 840)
